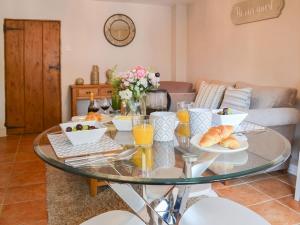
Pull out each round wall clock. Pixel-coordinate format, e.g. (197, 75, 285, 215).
(104, 14, 136, 47)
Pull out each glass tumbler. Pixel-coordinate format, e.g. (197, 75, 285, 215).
(132, 115, 154, 147)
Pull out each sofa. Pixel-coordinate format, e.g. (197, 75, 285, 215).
(160, 80, 300, 170)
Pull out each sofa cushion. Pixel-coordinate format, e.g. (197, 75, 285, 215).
(194, 79, 235, 94)
(236, 82, 297, 109)
(220, 87, 252, 111)
(195, 81, 226, 109)
(160, 81, 193, 93)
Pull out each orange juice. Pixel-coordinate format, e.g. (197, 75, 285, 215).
(132, 124, 154, 146)
(176, 123, 191, 137)
(132, 147, 153, 170)
(177, 110, 190, 123)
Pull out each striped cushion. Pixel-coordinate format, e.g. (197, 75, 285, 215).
(194, 82, 226, 109)
(220, 87, 252, 110)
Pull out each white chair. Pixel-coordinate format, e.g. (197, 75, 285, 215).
(179, 197, 270, 225)
(80, 210, 145, 225)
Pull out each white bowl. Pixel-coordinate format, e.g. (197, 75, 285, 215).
(60, 121, 107, 146)
(212, 109, 248, 128)
(112, 116, 133, 131)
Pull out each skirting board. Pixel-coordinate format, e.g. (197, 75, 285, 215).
(0, 127, 6, 137)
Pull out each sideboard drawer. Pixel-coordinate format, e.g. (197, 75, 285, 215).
(78, 88, 99, 97)
(100, 88, 113, 96)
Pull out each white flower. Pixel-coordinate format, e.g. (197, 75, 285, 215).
(119, 89, 132, 100)
(140, 78, 148, 88)
(148, 73, 155, 80)
(124, 81, 130, 87)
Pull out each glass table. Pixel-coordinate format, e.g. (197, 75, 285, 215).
(34, 124, 291, 225)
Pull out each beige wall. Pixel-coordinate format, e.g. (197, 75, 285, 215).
(187, 0, 300, 91)
(0, 0, 173, 134)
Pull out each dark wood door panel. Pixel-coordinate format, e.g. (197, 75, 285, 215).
(43, 21, 61, 129)
(4, 20, 25, 128)
(24, 21, 44, 133)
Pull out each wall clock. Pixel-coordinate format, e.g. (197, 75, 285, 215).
(104, 14, 136, 47)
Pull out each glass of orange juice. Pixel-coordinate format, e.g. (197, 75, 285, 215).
(132, 115, 154, 147)
(176, 102, 194, 123)
(176, 102, 193, 138)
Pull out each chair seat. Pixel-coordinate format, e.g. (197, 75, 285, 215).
(80, 210, 145, 225)
(179, 197, 270, 225)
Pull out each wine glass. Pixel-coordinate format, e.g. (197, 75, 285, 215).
(100, 98, 111, 114)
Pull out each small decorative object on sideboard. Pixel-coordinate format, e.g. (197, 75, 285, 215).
(90, 65, 100, 84)
(75, 77, 84, 85)
(106, 65, 117, 84)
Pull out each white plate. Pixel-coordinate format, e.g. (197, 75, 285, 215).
(72, 114, 112, 124)
(190, 133, 249, 153)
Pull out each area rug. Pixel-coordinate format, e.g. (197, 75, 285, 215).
(46, 166, 129, 225)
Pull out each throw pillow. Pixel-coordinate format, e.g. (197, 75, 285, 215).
(194, 82, 226, 109)
(220, 87, 252, 111)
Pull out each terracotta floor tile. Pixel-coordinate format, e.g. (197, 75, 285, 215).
(0, 163, 13, 188)
(215, 184, 271, 206)
(30, 220, 48, 225)
(249, 200, 300, 225)
(0, 135, 21, 144)
(250, 178, 294, 199)
(0, 152, 15, 163)
(0, 163, 13, 175)
(278, 196, 300, 213)
(13, 160, 46, 173)
(18, 143, 35, 152)
(0, 188, 5, 204)
(8, 170, 46, 187)
(212, 181, 226, 189)
(4, 183, 46, 205)
(15, 151, 40, 162)
(212, 179, 246, 190)
(240, 173, 272, 183)
(0, 144, 18, 154)
(268, 170, 288, 177)
(277, 174, 297, 187)
(0, 200, 47, 225)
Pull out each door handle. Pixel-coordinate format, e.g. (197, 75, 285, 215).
(48, 64, 60, 71)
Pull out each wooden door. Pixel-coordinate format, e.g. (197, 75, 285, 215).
(4, 19, 61, 134)
(4, 20, 25, 132)
(24, 21, 44, 133)
(43, 21, 61, 130)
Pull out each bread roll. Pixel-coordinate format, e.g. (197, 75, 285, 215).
(85, 112, 102, 121)
(199, 125, 234, 147)
(220, 135, 240, 149)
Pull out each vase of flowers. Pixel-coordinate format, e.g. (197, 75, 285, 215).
(118, 66, 160, 115)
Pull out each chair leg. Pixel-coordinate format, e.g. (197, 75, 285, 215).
(89, 179, 107, 197)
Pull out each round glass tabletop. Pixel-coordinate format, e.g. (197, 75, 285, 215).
(34, 124, 291, 185)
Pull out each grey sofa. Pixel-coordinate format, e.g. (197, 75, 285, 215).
(160, 80, 300, 170)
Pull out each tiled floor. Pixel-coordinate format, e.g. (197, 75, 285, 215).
(0, 134, 300, 225)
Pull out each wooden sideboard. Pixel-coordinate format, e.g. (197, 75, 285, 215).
(70, 84, 112, 116)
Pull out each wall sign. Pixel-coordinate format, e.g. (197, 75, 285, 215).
(231, 0, 284, 25)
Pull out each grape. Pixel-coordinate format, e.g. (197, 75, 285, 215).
(76, 124, 83, 130)
(66, 127, 72, 132)
(83, 125, 89, 130)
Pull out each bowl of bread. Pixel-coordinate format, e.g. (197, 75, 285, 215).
(190, 125, 248, 153)
(72, 112, 112, 123)
(212, 108, 248, 128)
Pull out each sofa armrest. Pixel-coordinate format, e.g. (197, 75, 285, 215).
(247, 108, 300, 127)
(169, 92, 196, 112)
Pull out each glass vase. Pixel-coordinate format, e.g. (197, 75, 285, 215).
(128, 96, 146, 116)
